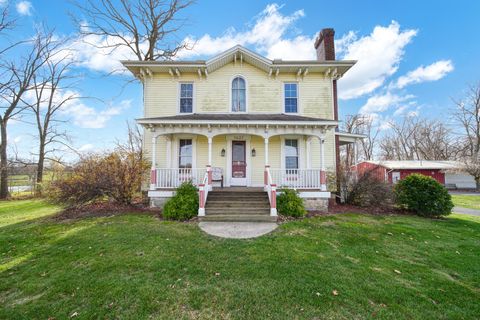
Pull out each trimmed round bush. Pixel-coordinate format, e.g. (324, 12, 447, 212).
(394, 174, 453, 217)
(277, 189, 306, 218)
(163, 182, 199, 221)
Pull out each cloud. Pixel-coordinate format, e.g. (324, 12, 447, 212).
(178, 4, 312, 60)
(78, 143, 94, 152)
(337, 21, 417, 100)
(16, 1, 32, 16)
(394, 60, 454, 89)
(359, 92, 415, 115)
(62, 98, 132, 129)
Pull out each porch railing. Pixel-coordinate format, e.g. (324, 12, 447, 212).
(269, 169, 325, 190)
(155, 168, 206, 189)
(264, 166, 277, 216)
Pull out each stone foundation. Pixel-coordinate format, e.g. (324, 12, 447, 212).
(150, 197, 171, 208)
(303, 198, 329, 212)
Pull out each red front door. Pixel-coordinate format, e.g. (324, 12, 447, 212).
(232, 141, 246, 179)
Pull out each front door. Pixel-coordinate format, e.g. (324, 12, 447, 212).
(231, 141, 247, 186)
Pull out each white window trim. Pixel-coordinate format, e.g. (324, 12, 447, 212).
(229, 75, 248, 113)
(280, 136, 304, 171)
(177, 82, 195, 114)
(283, 81, 300, 114)
(173, 135, 197, 169)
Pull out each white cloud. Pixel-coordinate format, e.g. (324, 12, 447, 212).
(78, 143, 94, 152)
(16, 1, 32, 16)
(62, 98, 132, 129)
(178, 4, 314, 60)
(359, 92, 415, 115)
(394, 60, 454, 89)
(337, 21, 417, 100)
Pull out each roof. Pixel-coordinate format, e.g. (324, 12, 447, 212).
(364, 160, 461, 170)
(335, 131, 366, 146)
(122, 45, 356, 77)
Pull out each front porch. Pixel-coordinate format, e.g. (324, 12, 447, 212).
(140, 114, 338, 217)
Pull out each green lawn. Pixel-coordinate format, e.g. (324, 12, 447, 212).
(452, 194, 480, 210)
(1, 201, 479, 319)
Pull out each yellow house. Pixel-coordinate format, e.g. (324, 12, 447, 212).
(122, 28, 359, 220)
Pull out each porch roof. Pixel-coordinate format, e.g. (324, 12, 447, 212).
(139, 113, 337, 139)
(137, 113, 337, 126)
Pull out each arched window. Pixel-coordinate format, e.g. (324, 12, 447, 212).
(232, 77, 246, 112)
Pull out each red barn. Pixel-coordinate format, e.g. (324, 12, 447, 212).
(353, 160, 461, 185)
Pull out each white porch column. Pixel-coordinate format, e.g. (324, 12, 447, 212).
(264, 137, 269, 165)
(150, 135, 157, 190)
(320, 137, 327, 191)
(166, 135, 172, 168)
(208, 137, 213, 165)
(207, 136, 213, 191)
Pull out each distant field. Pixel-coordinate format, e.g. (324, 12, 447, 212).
(452, 194, 480, 210)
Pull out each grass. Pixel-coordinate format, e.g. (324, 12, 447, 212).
(451, 194, 480, 210)
(0, 201, 479, 319)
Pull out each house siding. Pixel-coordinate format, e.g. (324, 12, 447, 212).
(144, 62, 334, 118)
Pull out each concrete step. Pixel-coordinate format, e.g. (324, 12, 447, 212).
(208, 192, 267, 196)
(207, 195, 268, 201)
(206, 208, 270, 215)
(205, 208, 270, 215)
(207, 199, 270, 208)
(200, 215, 277, 222)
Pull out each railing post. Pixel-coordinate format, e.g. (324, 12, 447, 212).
(270, 184, 277, 216)
(264, 165, 270, 191)
(198, 184, 205, 216)
(206, 165, 212, 191)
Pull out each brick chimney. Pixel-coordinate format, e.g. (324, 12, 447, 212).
(314, 28, 335, 61)
(315, 28, 341, 199)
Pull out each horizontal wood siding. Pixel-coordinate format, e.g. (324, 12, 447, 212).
(144, 61, 333, 117)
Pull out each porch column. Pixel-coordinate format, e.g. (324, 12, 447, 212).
(166, 135, 172, 168)
(264, 137, 269, 165)
(207, 137, 213, 191)
(150, 135, 157, 190)
(320, 137, 327, 191)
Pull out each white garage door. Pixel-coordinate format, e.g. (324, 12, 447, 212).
(445, 173, 476, 189)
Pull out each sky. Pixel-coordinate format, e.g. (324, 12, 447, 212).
(1, 0, 480, 162)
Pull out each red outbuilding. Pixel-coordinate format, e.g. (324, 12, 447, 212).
(353, 160, 462, 185)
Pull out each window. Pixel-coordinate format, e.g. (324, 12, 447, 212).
(179, 139, 193, 168)
(232, 77, 246, 112)
(180, 83, 193, 113)
(285, 139, 299, 170)
(284, 83, 298, 113)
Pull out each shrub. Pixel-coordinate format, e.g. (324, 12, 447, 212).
(163, 182, 199, 220)
(338, 164, 394, 207)
(47, 150, 149, 208)
(394, 174, 453, 217)
(277, 189, 306, 217)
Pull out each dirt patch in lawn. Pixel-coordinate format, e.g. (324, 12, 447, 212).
(51, 202, 162, 221)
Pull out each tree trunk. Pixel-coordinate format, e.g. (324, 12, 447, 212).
(0, 122, 9, 199)
(476, 176, 480, 192)
(36, 141, 45, 184)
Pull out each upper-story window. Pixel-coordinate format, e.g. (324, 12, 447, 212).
(284, 83, 298, 113)
(180, 83, 193, 113)
(232, 77, 246, 112)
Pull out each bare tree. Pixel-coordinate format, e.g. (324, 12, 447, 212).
(380, 116, 454, 161)
(342, 114, 380, 165)
(0, 31, 53, 198)
(453, 83, 480, 190)
(28, 47, 78, 186)
(72, 0, 194, 62)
